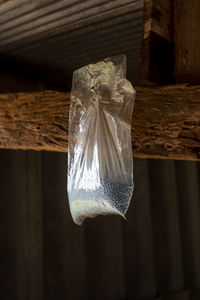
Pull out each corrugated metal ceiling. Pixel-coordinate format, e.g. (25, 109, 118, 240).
(0, 0, 143, 89)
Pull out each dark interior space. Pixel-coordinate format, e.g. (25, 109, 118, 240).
(0, 0, 143, 90)
(1, 151, 200, 299)
(0, 0, 200, 299)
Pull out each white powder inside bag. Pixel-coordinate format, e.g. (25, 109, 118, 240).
(70, 199, 125, 225)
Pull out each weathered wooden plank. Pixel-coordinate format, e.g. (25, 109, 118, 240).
(0, 85, 200, 160)
(151, 0, 172, 42)
(143, 0, 172, 42)
(141, 0, 173, 84)
(174, 0, 200, 84)
(141, 0, 153, 83)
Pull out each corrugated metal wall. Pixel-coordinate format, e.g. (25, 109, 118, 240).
(1, 150, 200, 299)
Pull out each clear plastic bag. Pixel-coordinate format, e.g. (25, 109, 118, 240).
(67, 55, 135, 225)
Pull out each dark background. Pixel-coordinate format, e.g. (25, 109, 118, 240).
(0, 0, 200, 299)
(1, 151, 200, 300)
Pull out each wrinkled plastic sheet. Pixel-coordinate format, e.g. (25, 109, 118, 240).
(67, 55, 135, 225)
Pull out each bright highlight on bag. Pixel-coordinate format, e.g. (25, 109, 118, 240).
(67, 55, 135, 225)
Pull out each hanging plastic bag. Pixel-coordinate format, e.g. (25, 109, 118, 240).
(67, 55, 135, 225)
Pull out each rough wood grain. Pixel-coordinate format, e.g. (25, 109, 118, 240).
(174, 0, 200, 84)
(141, 0, 153, 83)
(141, 0, 173, 84)
(143, 0, 172, 42)
(0, 85, 200, 161)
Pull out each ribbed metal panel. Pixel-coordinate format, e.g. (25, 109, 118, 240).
(0, 0, 143, 88)
(1, 150, 200, 299)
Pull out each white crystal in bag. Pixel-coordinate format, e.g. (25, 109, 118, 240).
(67, 55, 135, 225)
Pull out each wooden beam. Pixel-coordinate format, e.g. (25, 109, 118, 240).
(0, 85, 200, 161)
(174, 0, 200, 84)
(143, 0, 172, 42)
(141, 0, 174, 84)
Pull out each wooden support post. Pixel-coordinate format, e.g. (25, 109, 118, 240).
(141, 0, 174, 84)
(0, 85, 200, 161)
(174, 0, 200, 84)
(173, 1, 200, 286)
